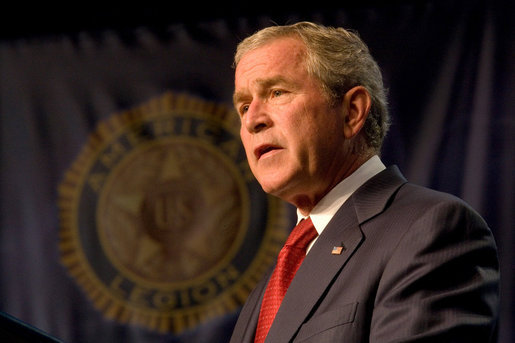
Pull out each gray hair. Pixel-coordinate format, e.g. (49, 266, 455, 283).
(234, 21, 390, 152)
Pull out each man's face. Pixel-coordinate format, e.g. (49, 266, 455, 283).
(234, 37, 351, 206)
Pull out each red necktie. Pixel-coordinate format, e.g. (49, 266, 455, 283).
(254, 217, 318, 343)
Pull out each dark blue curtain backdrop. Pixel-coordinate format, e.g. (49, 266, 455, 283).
(1, 0, 512, 342)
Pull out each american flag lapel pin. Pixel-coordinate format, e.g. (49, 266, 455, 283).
(331, 245, 344, 255)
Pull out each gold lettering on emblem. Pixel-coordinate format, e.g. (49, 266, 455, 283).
(152, 291, 177, 309)
(87, 172, 107, 193)
(195, 121, 218, 142)
(152, 118, 175, 137)
(129, 285, 153, 306)
(179, 118, 192, 136)
(109, 274, 128, 298)
(125, 125, 146, 147)
(214, 265, 240, 288)
(191, 280, 217, 303)
(99, 141, 126, 168)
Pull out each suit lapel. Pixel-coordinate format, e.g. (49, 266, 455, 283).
(264, 166, 407, 342)
(230, 270, 271, 343)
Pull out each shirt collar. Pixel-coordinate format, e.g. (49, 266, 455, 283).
(297, 155, 386, 235)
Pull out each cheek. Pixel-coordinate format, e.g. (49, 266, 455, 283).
(297, 112, 345, 157)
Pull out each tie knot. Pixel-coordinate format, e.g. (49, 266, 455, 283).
(285, 217, 318, 250)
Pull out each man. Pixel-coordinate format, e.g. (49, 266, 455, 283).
(230, 22, 499, 342)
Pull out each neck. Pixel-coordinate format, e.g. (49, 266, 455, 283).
(291, 152, 373, 216)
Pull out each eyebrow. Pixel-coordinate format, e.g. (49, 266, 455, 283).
(233, 76, 291, 107)
(232, 91, 248, 108)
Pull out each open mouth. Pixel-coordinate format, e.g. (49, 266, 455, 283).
(255, 144, 280, 159)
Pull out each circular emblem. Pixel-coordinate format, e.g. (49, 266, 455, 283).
(58, 92, 290, 333)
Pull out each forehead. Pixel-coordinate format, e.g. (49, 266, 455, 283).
(234, 37, 308, 88)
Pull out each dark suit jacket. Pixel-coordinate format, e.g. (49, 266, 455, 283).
(230, 166, 499, 342)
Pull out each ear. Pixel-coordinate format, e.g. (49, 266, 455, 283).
(342, 86, 371, 139)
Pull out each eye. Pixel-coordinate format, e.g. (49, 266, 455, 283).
(239, 104, 249, 116)
(271, 89, 283, 97)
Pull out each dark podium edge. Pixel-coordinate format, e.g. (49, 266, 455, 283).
(0, 311, 65, 342)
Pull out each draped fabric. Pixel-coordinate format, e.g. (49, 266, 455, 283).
(0, 0, 512, 342)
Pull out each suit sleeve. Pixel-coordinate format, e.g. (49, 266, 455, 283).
(370, 199, 499, 342)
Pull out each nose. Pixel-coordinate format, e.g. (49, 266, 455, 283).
(243, 101, 271, 133)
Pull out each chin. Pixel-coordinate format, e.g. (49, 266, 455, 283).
(259, 182, 279, 196)
(255, 169, 298, 198)
(256, 178, 282, 196)
(258, 179, 294, 200)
